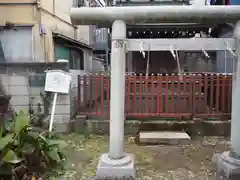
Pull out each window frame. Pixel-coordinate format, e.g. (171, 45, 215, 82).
(69, 48, 84, 70)
(54, 43, 84, 70)
(0, 27, 33, 62)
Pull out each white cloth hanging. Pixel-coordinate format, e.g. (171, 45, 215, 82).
(169, 46, 183, 80)
(140, 42, 146, 59)
(145, 44, 150, 79)
(202, 49, 210, 58)
(139, 42, 150, 79)
(170, 46, 176, 60)
(175, 49, 183, 81)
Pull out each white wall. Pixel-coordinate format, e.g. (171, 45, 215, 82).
(1, 72, 71, 132)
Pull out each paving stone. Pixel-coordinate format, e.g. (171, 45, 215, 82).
(139, 131, 191, 145)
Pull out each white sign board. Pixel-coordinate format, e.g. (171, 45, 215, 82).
(45, 70, 71, 94)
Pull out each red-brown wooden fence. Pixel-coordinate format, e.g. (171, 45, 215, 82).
(77, 73, 232, 120)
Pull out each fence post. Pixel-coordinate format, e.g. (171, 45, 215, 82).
(77, 75, 81, 114)
(89, 74, 93, 114)
(83, 74, 87, 113)
(190, 74, 195, 118)
(100, 74, 104, 116)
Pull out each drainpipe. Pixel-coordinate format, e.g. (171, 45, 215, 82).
(34, 0, 45, 62)
(53, 0, 55, 15)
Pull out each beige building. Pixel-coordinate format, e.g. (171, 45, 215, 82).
(0, 0, 93, 72)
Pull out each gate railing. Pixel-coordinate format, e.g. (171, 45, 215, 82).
(77, 73, 232, 120)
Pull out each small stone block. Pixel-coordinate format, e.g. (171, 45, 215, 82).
(96, 153, 135, 179)
(216, 151, 240, 180)
(139, 131, 191, 145)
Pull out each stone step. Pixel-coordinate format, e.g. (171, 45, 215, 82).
(139, 131, 191, 145)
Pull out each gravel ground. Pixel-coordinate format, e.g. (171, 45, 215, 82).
(47, 134, 230, 180)
(134, 136, 230, 180)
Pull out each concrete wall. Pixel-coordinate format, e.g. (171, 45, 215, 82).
(0, 62, 71, 132)
(77, 25, 91, 44)
(0, 1, 36, 24)
(92, 57, 105, 73)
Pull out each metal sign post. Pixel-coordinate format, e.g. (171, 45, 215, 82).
(44, 70, 71, 132)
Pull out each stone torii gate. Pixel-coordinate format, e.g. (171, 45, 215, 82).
(71, 6, 240, 179)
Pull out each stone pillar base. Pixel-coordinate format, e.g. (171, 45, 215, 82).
(215, 151, 240, 180)
(96, 153, 135, 179)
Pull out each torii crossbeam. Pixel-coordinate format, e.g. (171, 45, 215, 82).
(71, 6, 240, 179)
(71, 6, 240, 25)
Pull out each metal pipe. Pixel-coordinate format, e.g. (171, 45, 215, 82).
(71, 6, 240, 25)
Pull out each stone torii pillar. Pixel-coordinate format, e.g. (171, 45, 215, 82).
(217, 20, 240, 179)
(232, 21, 240, 158)
(70, 6, 240, 179)
(95, 20, 136, 178)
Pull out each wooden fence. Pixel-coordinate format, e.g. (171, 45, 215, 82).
(77, 73, 232, 120)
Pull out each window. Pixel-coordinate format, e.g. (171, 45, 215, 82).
(183, 66, 189, 72)
(70, 49, 84, 70)
(54, 44, 84, 70)
(0, 27, 33, 62)
(55, 44, 70, 60)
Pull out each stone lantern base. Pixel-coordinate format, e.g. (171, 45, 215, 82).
(96, 153, 135, 179)
(215, 151, 240, 180)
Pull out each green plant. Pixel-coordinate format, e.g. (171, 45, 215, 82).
(29, 92, 52, 127)
(0, 109, 67, 179)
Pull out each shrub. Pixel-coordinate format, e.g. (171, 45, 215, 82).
(0, 109, 67, 179)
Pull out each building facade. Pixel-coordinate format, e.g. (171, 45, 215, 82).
(0, 0, 106, 128)
(0, 0, 94, 73)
